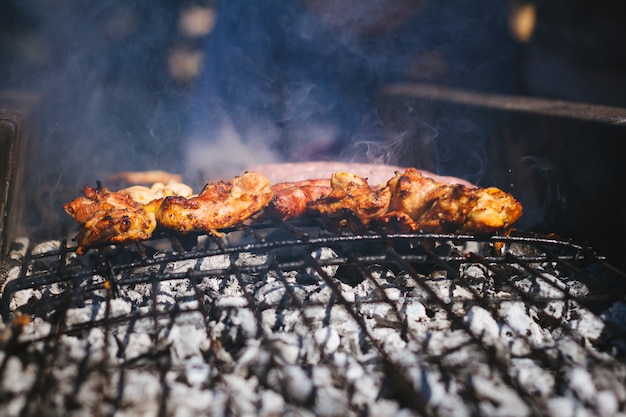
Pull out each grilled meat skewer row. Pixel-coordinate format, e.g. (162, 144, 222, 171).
(308, 168, 522, 234)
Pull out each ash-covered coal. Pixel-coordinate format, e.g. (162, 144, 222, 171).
(1, 233, 625, 417)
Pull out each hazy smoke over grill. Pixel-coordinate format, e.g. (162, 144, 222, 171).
(1, 0, 518, 229)
(186, 0, 518, 181)
(516, 155, 565, 229)
(2, 2, 188, 187)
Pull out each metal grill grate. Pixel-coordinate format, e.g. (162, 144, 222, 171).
(1, 221, 626, 417)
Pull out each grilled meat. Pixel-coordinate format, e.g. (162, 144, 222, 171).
(308, 168, 522, 234)
(157, 172, 273, 234)
(307, 172, 392, 232)
(379, 168, 523, 233)
(63, 185, 167, 255)
(266, 179, 332, 220)
(64, 167, 521, 254)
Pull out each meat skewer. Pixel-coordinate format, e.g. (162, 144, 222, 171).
(63, 167, 521, 254)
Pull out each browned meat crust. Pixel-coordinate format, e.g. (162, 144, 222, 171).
(157, 172, 273, 234)
(63, 186, 162, 255)
(307, 172, 392, 232)
(380, 168, 522, 233)
(308, 168, 522, 234)
(266, 179, 332, 220)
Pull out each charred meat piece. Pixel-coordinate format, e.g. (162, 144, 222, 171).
(157, 172, 273, 234)
(64, 180, 193, 225)
(307, 168, 522, 234)
(307, 172, 392, 232)
(379, 168, 523, 233)
(63, 185, 166, 255)
(266, 179, 332, 220)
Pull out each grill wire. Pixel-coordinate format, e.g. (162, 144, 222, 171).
(1, 219, 626, 417)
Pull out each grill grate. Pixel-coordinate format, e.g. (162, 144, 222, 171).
(1, 220, 626, 417)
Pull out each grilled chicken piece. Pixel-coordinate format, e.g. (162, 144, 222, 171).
(266, 179, 332, 220)
(307, 172, 392, 232)
(461, 186, 524, 233)
(64, 181, 194, 224)
(64, 186, 161, 255)
(378, 168, 523, 233)
(157, 172, 273, 234)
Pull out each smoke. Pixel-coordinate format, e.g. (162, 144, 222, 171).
(432, 118, 488, 185)
(185, 0, 518, 181)
(379, 112, 488, 184)
(185, 120, 281, 184)
(1, 0, 519, 216)
(516, 156, 565, 229)
(2, 2, 187, 189)
(340, 141, 394, 165)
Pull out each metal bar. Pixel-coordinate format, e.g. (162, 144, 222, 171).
(381, 83, 626, 126)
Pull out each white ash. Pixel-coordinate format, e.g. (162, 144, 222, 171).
(1, 356, 37, 395)
(7, 282, 54, 312)
(16, 317, 52, 342)
(566, 307, 605, 341)
(281, 364, 315, 404)
(458, 263, 495, 295)
(498, 301, 553, 355)
(117, 370, 162, 416)
(471, 375, 530, 417)
(567, 366, 597, 402)
(354, 265, 403, 302)
(465, 306, 502, 346)
(594, 390, 619, 417)
(6, 237, 29, 260)
(308, 246, 340, 277)
(168, 324, 210, 363)
(509, 358, 555, 398)
(72, 374, 116, 417)
(311, 366, 351, 416)
(222, 373, 263, 416)
(257, 385, 287, 417)
(313, 326, 340, 354)
(31, 240, 62, 256)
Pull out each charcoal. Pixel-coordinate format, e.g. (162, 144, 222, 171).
(0, 231, 625, 417)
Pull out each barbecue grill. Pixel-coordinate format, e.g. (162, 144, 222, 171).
(2, 86, 626, 417)
(1, 220, 626, 416)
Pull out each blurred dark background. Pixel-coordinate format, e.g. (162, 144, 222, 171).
(0, 0, 216, 187)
